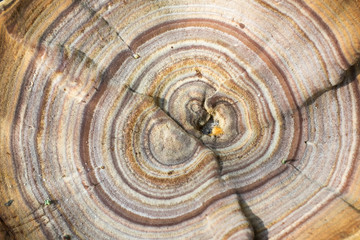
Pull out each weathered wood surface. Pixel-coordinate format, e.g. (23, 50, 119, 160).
(0, 0, 360, 239)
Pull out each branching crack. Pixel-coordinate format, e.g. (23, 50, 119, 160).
(79, 0, 138, 55)
(295, 58, 360, 114)
(126, 85, 224, 174)
(58, 44, 97, 69)
(0, 215, 15, 240)
(279, 59, 360, 211)
(287, 163, 360, 213)
(302, 60, 360, 108)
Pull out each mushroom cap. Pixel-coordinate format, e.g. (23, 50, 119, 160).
(0, 0, 359, 239)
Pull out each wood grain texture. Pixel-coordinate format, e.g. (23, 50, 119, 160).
(0, 0, 359, 239)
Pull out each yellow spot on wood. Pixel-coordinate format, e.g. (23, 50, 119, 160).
(209, 126, 224, 136)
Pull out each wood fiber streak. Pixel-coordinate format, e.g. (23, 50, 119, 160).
(0, 0, 359, 239)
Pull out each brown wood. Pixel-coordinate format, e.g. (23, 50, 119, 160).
(0, 0, 360, 239)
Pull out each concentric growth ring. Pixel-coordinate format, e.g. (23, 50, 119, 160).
(1, 0, 360, 239)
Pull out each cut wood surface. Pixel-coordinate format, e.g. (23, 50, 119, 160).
(0, 0, 360, 239)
